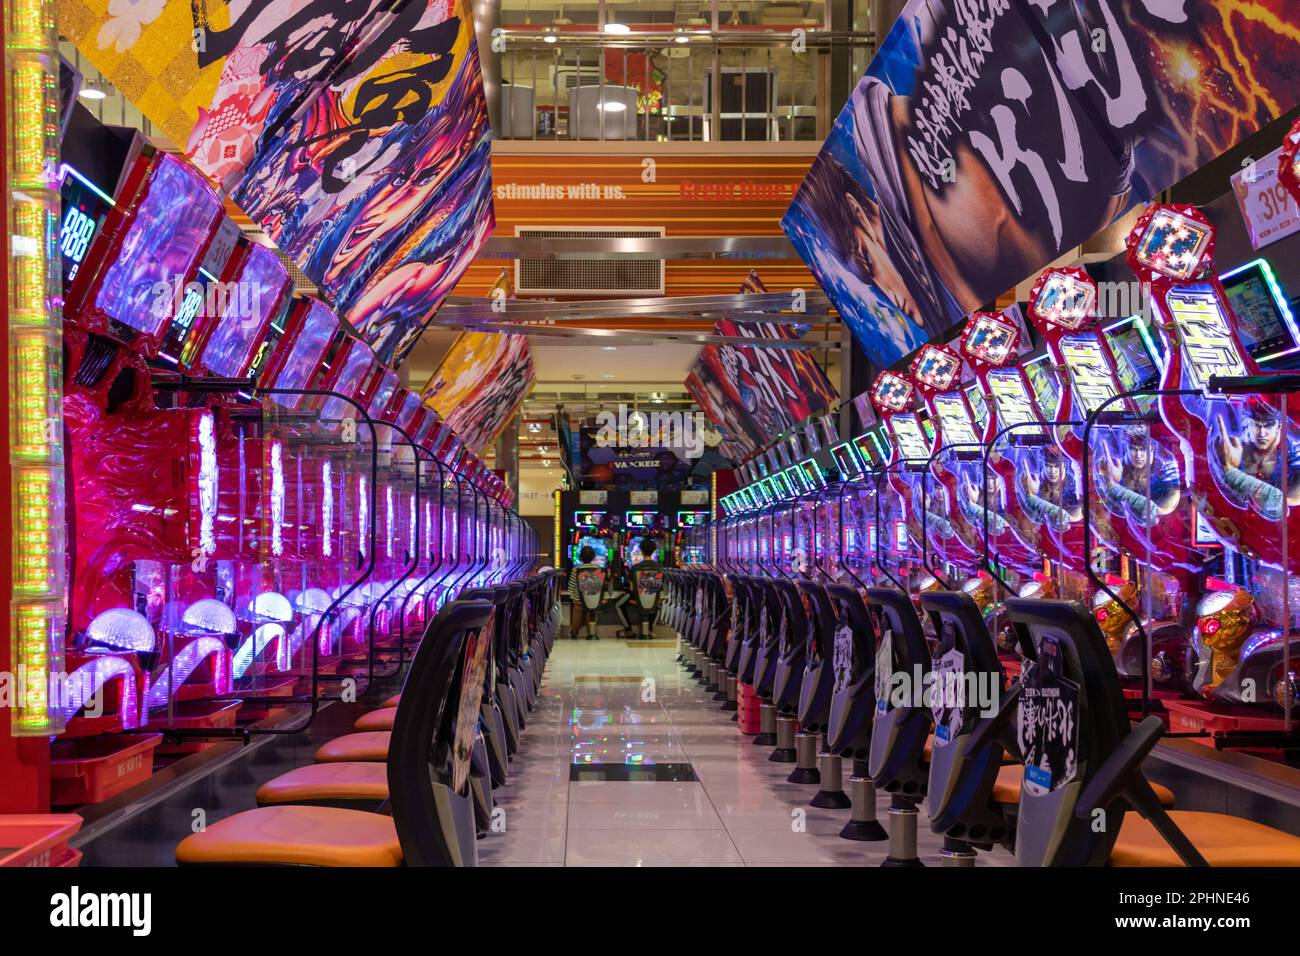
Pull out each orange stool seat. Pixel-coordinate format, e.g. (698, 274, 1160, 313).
(256, 762, 389, 806)
(354, 707, 397, 731)
(176, 806, 402, 867)
(383, 693, 402, 708)
(315, 732, 390, 763)
(991, 764, 1174, 806)
(1111, 811, 1300, 867)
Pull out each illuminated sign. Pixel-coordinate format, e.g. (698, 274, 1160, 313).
(1164, 282, 1250, 391)
(911, 345, 961, 390)
(1060, 334, 1120, 414)
(986, 369, 1039, 427)
(269, 440, 284, 557)
(962, 312, 1019, 365)
(872, 372, 914, 412)
(932, 393, 980, 447)
(890, 415, 932, 461)
(197, 412, 218, 555)
(573, 511, 606, 528)
(322, 460, 333, 558)
(1032, 271, 1095, 330)
(1133, 208, 1213, 280)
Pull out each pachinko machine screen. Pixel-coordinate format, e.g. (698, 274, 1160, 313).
(571, 535, 610, 567)
(95, 154, 223, 341)
(201, 243, 290, 378)
(677, 511, 710, 526)
(1220, 259, 1299, 363)
(831, 441, 864, 480)
(271, 301, 339, 408)
(800, 459, 825, 489)
(932, 393, 981, 447)
(320, 343, 375, 421)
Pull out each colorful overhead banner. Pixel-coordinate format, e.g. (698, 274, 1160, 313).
(684, 272, 839, 455)
(421, 329, 535, 456)
(783, 0, 1300, 367)
(62, 0, 493, 366)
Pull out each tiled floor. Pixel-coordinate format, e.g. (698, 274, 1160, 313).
(481, 628, 1015, 867)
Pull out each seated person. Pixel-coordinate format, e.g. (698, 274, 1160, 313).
(628, 537, 665, 639)
(567, 546, 606, 640)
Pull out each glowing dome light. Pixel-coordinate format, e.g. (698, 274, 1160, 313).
(251, 591, 294, 623)
(294, 588, 333, 614)
(85, 608, 156, 654)
(181, 598, 237, 635)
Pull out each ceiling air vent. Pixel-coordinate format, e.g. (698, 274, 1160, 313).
(515, 226, 665, 296)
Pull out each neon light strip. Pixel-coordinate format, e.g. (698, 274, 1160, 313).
(9, 3, 66, 735)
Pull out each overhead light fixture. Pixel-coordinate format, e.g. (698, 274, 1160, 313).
(604, 21, 631, 34)
(602, 345, 618, 351)
(543, 33, 557, 43)
(674, 34, 690, 43)
(600, 100, 627, 113)
(78, 85, 106, 101)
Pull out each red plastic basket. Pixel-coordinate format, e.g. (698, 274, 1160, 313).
(50, 734, 162, 806)
(0, 815, 83, 867)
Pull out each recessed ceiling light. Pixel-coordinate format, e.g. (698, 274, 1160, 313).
(602, 346, 617, 351)
(78, 87, 106, 100)
(543, 34, 557, 43)
(604, 21, 630, 34)
(674, 34, 690, 43)
(600, 100, 627, 113)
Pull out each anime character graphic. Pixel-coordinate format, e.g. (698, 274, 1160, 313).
(1020, 447, 1082, 532)
(1212, 398, 1300, 520)
(958, 467, 1009, 538)
(1096, 428, 1181, 529)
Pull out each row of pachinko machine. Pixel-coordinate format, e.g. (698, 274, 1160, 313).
(28, 107, 535, 812)
(701, 198, 1300, 764)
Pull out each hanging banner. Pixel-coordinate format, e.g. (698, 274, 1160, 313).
(684, 272, 839, 454)
(62, 0, 494, 366)
(783, 0, 1300, 367)
(421, 329, 535, 455)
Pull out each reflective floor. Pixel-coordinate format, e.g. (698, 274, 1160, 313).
(483, 627, 1015, 867)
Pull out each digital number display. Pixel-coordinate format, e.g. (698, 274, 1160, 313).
(59, 165, 112, 295)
